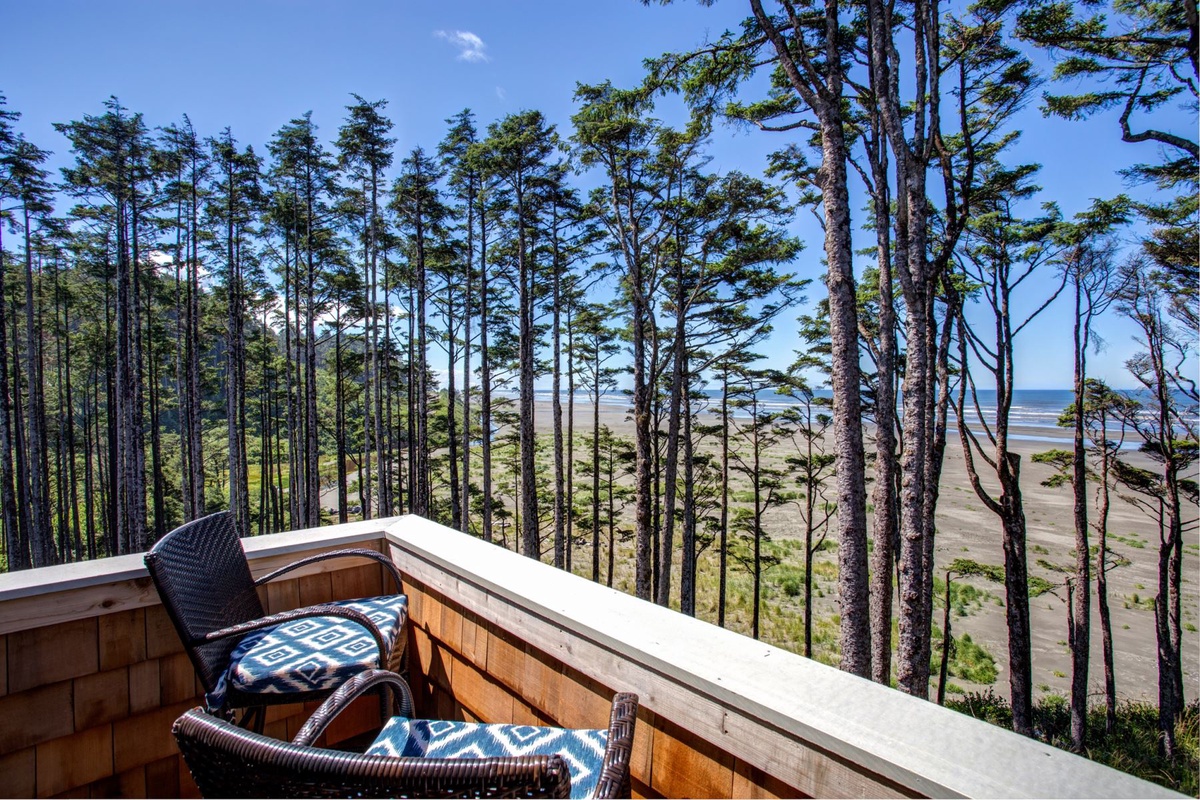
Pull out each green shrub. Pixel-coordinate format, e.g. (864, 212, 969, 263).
(929, 630, 998, 685)
(952, 634, 998, 684)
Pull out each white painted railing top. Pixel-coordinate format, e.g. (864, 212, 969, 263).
(0, 516, 401, 603)
(385, 514, 1179, 800)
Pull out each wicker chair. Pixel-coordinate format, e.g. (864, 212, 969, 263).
(173, 669, 638, 799)
(145, 512, 408, 728)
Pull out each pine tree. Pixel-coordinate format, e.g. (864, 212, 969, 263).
(208, 132, 263, 536)
(57, 98, 153, 555)
(574, 303, 622, 582)
(439, 110, 482, 533)
(572, 83, 670, 599)
(391, 147, 449, 519)
(953, 164, 1067, 736)
(337, 95, 395, 519)
(6, 134, 55, 566)
(0, 95, 32, 569)
(478, 112, 559, 559)
(268, 113, 338, 527)
(159, 117, 208, 523)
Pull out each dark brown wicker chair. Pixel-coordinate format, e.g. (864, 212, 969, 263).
(145, 512, 407, 728)
(173, 669, 638, 799)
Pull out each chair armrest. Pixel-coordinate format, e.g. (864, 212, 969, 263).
(201, 604, 388, 667)
(291, 668, 414, 747)
(595, 693, 638, 799)
(253, 548, 404, 595)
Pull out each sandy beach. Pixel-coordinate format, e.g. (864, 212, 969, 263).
(524, 397, 1200, 705)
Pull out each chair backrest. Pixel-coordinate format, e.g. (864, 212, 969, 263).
(144, 512, 264, 692)
(173, 708, 573, 799)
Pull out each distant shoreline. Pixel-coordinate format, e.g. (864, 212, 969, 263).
(504, 393, 1131, 450)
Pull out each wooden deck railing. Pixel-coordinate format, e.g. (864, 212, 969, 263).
(384, 515, 1178, 800)
(0, 515, 1179, 798)
(0, 519, 400, 798)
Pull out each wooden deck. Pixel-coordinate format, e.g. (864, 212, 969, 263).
(0, 515, 1180, 798)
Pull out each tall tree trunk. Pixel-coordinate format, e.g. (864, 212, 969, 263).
(147, 304, 166, 543)
(1069, 280, 1091, 752)
(865, 0, 949, 697)
(718, 368, 730, 627)
(416, 213, 430, 518)
(372, 172, 390, 518)
(1096, 415, 1117, 735)
(822, 119, 870, 678)
(336, 311, 348, 524)
(750, 0, 869, 676)
(751, 400, 763, 641)
(606, 432, 616, 588)
(999, 457, 1034, 737)
(226, 159, 249, 537)
(0, 237, 27, 570)
(362, 202, 374, 522)
(62, 293, 82, 560)
(591, 363, 602, 583)
(517, 188, 538, 559)
(23, 208, 53, 566)
(479, 210, 493, 542)
(921, 304, 956, 678)
(460, 191, 474, 532)
(284, 229, 300, 529)
(83, 369, 97, 560)
(631, 263, 652, 599)
(955, 310, 1034, 736)
(13, 299, 32, 561)
(868, 135, 899, 686)
(173, 194, 191, 524)
(804, 445, 816, 659)
(1151, 324, 1184, 756)
(304, 178, 321, 527)
(130, 184, 148, 552)
(657, 266, 687, 608)
(680, 374, 697, 616)
(552, 234, 565, 570)
(407, 276, 417, 516)
(188, 156, 205, 520)
(447, 280, 461, 530)
(565, 303, 576, 573)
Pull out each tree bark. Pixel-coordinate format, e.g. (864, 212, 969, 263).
(868, 136, 898, 685)
(749, 0, 870, 676)
(0, 234, 27, 570)
(517, 182, 538, 559)
(1069, 279, 1090, 752)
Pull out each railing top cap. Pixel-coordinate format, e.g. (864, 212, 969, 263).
(0, 517, 401, 603)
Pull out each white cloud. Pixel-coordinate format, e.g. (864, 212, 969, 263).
(495, 86, 507, 100)
(434, 30, 489, 63)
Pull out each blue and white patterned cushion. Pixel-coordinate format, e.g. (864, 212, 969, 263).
(207, 594, 407, 709)
(367, 718, 608, 800)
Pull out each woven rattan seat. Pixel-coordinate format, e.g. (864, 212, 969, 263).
(173, 669, 638, 799)
(144, 511, 408, 727)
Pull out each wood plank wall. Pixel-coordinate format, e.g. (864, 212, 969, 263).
(0, 540, 393, 799)
(400, 575, 807, 800)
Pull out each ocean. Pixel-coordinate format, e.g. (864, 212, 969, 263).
(526, 387, 1196, 448)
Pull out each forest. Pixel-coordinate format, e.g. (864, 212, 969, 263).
(0, 0, 1196, 789)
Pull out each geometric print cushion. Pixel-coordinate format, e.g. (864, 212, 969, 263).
(366, 717, 608, 800)
(206, 594, 407, 710)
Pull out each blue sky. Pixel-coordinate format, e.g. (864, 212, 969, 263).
(3, 0, 1190, 390)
